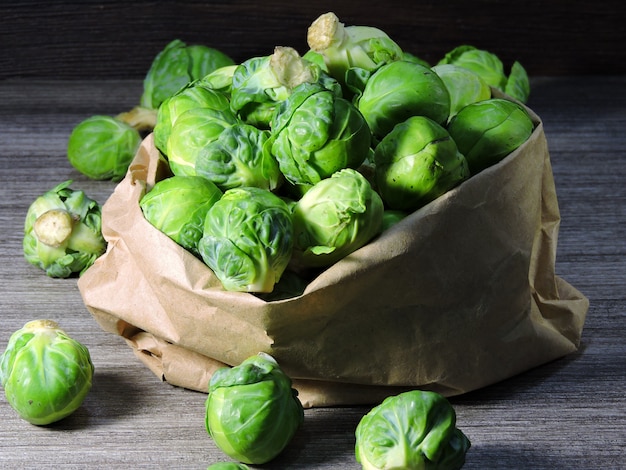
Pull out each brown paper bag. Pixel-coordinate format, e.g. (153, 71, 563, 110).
(78, 108, 589, 407)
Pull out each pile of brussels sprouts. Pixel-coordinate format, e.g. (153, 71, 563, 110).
(136, 11, 533, 296)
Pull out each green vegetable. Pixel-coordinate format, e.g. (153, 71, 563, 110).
(291, 168, 384, 268)
(431, 64, 491, 120)
(0, 320, 94, 426)
(381, 209, 408, 231)
(438, 45, 530, 103)
(153, 80, 232, 156)
(198, 187, 294, 293)
(355, 60, 451, 139)
(166, 107, 240, 177)
(23, 180, 106, 278)
(447, 98, 534, 174)
(355, 390, 471, 470)
(200, 64, 239, 96)
(139, 175, 223, 255)
(195, 122, 282, 192)
(140, 39, 234, 111)
(205, 353, 304, 465)
(374, 116, 469, 211)
(230, 46, 341, 129)
(67, 115, 142, 181)
(306, 12, 404, 91)
(207, 463, 250, 470)
(269, 82, 372, 188)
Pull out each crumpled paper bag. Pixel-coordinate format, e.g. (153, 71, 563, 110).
(78, 108, 589, 408)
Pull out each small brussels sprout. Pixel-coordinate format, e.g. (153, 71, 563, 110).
(195, 122, 282, 192)
(139, 175, 223, 255)
(207, 463, 250, 470)
(153, 81, 232, 156)
(438, 45, 530, 103)
(447, 98, 535, 174)
(431, 64, 491, 120)
(291, 168, 384, 268)
(23, 180, 106, 278)
(0, 320, 94, 426)
(230, 46, 341, 129)
(67, 115, 142, 181)
(198, 187, 294, 293)
(270, 82, 372, 187)
(355, 390, 471, 470)
(306, 12, 404, 90)
(374, 116, 469, 211)
(140, 39, 234, 110)
(381, 209, 408, 232)
(166, 107, 240, 177)
(205, 353, 304, 465)
(356, 60, 451, 139)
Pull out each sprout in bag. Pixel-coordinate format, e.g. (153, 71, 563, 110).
(198, 187, 294, 293)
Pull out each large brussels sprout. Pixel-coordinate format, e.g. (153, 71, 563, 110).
(140, 39, 235, 111)
(438, 45, 530, 103)
(291, 168, 384, 268)
(374, 116, 469, 211)
(0, 320, 94, 426)
(166, 107, 240, 177)
(153, 81, 232, 155)
(306, 12, 403, 90)
(355, 60, 451, 139)
(205, 353, 304, 465)
(431, 64, 491, 120)
(139, 175, 223, 255)
(67, 115, 142, 181)
(269, 83, 372, 188)
(194, 122, 282, 192)
(447, 98, 534, 174)
(23, 180, 106, 278)
(230, 46, 341, 129)
(355, 390, 471, 470)
(198, 187, 294, 293)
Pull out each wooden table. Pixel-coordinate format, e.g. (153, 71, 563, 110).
(0, 76, 624, 469)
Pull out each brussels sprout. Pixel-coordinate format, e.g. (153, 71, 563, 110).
(270, 82, 372, 188)
(153, 81, 232, 155)
(374, 116, 469, 211)
(230, 46, 341, 129)
(381, 209, 408, 231)
(205, 353, 304, 465)
(139, 175, 222, 255)
(198, 187, 294, 293)
(356, 60, 451, 139)
(140, 39, 235, 110)
(447, 98, 535, 174)
(207, 463, 250, 470)
(67, 115, 142, 181)
(0, 320, 94, 426)
(291, 168, 384, 268)
(438, 45, 530, 103)
(505, 60, 531, 103)
(431, 64, 491, 120)
(306, 12, 404, 90)
(200, 64, 239, 96)
(23, 180, 106, 278)
(166, 107, 240, 177)
(355, 390, 471, 470)
(195, 122, 282, 192)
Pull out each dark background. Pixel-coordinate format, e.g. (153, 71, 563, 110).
(1, 0, 624, 80)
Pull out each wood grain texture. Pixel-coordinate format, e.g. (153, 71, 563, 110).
(0, 76, 625, 468)
(1, 1, 625, 79)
